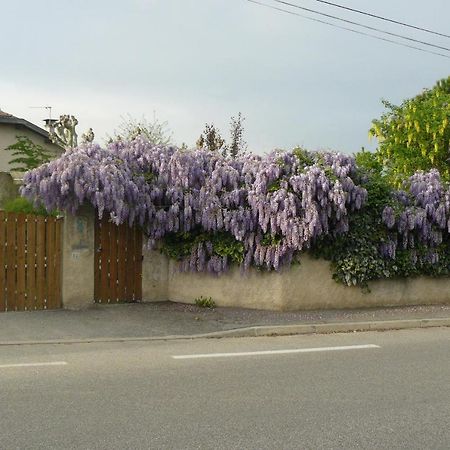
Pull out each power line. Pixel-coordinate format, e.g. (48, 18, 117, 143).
(246, 0, 450, 59)
(309, 0, 450, 39)
(271, 0, 450, 52)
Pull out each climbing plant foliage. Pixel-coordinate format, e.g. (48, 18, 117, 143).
(312, 166, 450, 287)
(21, 139, 366, 275)
(20, 136, 450, 286)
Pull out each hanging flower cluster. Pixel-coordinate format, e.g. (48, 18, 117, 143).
(21, 139, 367, 274)
(381, 169, 450, 264)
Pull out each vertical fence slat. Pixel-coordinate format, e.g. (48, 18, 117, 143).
(109, 222, 118, 303)
(6, 213, 17, 311)
(54, 218, 62, 308)
(123, 224, 130, 301)
(46, 218, 56, 309)
(15, 214, 26, 311)
(94, 216, 100, 302)
(117, 224, 127, 301)
(134, 227, 142, 301)
(26, 215, 37, 310)
(35, 216, 47, 309)
(100, 218, 110, 303)
(0, 211, 5, 312)
(126, 224, 136, 301)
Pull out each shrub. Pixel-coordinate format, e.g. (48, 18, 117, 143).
(2, 197, 56, 216)
(194, 296, 216, 308)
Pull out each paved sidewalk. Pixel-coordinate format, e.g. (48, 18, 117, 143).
(0, 301, 449, 344)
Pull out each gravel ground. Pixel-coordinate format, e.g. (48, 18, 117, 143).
(1, 302, 448, 342)
(144, 301, 450, 327)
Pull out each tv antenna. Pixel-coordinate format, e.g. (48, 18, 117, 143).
(29, 105, 53, 120)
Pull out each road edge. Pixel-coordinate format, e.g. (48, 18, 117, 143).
(0, 317, 448, 346)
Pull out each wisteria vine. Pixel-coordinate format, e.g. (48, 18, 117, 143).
(21, 138, 450, 284)
(381, 169, 450, 266)
(21, 139, 367, 274)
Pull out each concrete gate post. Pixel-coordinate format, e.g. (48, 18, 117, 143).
(61, 205, 95, 309)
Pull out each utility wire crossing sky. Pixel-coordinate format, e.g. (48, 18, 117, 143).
(307, 0, 450, 38)
(0, 0, 448, 154)
(247, 0, 450, 58)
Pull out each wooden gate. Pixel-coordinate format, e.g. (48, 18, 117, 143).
(94, 217, 142, 303)
(0, 211, 63, 312)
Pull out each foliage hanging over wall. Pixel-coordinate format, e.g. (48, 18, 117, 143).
(20, 136, 450, 286)
(312, 166, 450, 287)
(21, 140, 367, 275)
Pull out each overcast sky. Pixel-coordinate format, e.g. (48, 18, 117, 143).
(0, 0, 449, 154)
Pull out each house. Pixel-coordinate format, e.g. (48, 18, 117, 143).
(0, 109, 63, 174)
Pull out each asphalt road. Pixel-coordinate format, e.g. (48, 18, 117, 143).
(0, 328, 449, 450)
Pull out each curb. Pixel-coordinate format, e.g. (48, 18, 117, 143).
(0, 317, 448, 346)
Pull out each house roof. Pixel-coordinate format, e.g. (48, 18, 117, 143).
(0, 109, 52, 140)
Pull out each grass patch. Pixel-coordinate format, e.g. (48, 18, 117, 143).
(194, 296, 216, 309)
(2, 197, 57, 216)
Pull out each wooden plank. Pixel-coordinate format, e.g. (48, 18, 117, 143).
(117, 224, 127, 302)
(35, 216, 47, 309)
(100, 218, 110, 303)
(26, 215, 37, 311)
(125, 224, 136, 301)
(123, 224, 130, 301)
(134, 227, 143, 302)
(45, 218, 56, 309)
(15, 214, 26, 311)
(0, 211, 6, 312)
(6, 213, 17, 311)
(109, 222, 118, 303)
(54, 218, 62, 308)
(94, 216, 100, 302)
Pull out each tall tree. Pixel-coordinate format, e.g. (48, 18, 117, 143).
(197, 112, 247, 158)
(228, 112, 247, 158)
(196, 123, 226, 153)
(370, 76, 450, 185)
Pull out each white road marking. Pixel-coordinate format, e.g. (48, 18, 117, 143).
(0, 361, 68, 369)
(172, 344, 380, 359)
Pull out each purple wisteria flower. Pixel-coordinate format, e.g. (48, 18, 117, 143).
(21, 139, 369, 274)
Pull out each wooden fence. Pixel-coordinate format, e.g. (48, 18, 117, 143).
(94, 217, 142, 303)
(0, 211, 63, 311)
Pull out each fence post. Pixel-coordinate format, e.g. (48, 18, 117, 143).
(61, 205, 95, 309)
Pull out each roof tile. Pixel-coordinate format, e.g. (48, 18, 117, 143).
(0, 110, 14, 118)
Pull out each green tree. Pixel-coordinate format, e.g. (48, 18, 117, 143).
(196, 123, 226, 153)
(197, 112, 247, 158)
(5, 136, 52, 172)
(370, 76, 450, 186)
(354, 147, 383, 175)
(228, 112, 247, 158)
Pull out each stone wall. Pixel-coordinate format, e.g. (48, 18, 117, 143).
(60, 208, 450, 311)
(142, 251, 450, 311)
